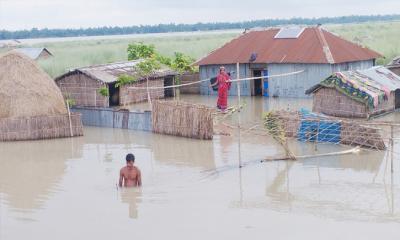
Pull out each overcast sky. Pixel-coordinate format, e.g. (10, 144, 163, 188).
(0, 0, 399, 30)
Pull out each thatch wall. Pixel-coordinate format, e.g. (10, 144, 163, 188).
(120, 78, 165, 105)
(312, 88, 395, 118)
(152, 101, 214, 140)
(0, 113, 83, 141)
(56, 72, 108, 107)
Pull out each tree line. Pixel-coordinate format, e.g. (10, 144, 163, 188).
(1, 14, 400, 40)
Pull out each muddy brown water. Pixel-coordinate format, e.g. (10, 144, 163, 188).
(1, 95, 400, 240)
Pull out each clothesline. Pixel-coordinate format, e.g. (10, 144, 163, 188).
(128, 69, 305, 90)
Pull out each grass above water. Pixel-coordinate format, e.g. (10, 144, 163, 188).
(25, 21, 400, 77)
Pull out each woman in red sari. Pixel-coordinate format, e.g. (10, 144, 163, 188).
(211, 66, 230, 111)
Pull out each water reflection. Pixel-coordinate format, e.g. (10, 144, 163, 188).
(119, 188, 142, 219)
(0, 137, 83, 212)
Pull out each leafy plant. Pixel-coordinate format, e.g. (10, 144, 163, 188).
(65, 97, 76, 107)
(171, 52, 197, 74)
(116, 74, 137, 87)
(127, 42, 156, 60)
(98, 86, 109, 97)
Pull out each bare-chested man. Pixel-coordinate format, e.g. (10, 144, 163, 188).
(119, 153, 142, 187)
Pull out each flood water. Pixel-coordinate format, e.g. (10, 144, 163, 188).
(1, 95, 400, 240)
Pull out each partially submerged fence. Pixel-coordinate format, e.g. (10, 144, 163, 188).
(0, 113, 83, 141)
(265, 110, 386, 150)
(152, 101, 214, 140)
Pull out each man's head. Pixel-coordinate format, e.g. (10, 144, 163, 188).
(126, 153, 135, 167)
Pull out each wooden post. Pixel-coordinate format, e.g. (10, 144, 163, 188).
(67, 100, 74, 137)
(391, 125, 394, 173)
(236, 62, 242, 168)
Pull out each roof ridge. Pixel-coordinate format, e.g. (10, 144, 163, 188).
(315, 27, 335, 64)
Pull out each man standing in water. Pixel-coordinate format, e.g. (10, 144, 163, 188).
(119, 153, 142, 187)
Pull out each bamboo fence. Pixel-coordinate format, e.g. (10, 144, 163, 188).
(152, 100, 214, 140)
(0, 113, 83, 141)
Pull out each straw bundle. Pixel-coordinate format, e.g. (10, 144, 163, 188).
(0, 51, 67, 118)
(152, 100, 214, 140)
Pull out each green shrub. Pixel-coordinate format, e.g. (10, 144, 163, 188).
(98, 86, 109, 97)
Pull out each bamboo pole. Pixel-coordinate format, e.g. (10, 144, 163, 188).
(236, 62, 242, 168)
(67, 101, 74, 137)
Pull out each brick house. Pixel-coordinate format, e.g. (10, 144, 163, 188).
(55, 60, 176, 107)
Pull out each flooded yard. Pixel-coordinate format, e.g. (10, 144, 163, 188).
(1, 96, 400, 239)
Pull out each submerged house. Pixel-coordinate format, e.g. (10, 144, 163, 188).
(14, 47, 53, 60)
(306, 66, 400, 118)
(195, 26, 381, 97)
(55, 60, 176, 107)
(0, 51, 83, 141)
(387, 56, 400, 76)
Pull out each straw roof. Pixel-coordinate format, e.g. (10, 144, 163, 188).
(0, 51, 67, 118)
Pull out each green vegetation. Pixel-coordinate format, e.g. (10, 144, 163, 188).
(326, 21, 400, 65)
(2, 14, 400, 40)
(31, 21, 400, 78)
(116, 74, 137, 87)
(35, 32, 236, 77)
(127, 42, 156, 60)
(98, 86, 109, 97)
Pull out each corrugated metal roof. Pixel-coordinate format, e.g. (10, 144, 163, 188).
(56, 60, 176, 83)
(14, 48, 52, 60)
(195, 27, 382, 65)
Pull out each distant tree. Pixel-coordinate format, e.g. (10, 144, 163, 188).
(170, 52, 197, 99)
(2, 14, 400, 40)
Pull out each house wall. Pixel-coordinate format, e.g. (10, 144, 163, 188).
(268, 60, 374, 98)
(120, 78, 165, 105)
(56, 73, 109, 107)
(370, 92, 395, 116)
(312, 88, 395, 118)
(312, 88, 368, 118)
(180, 73, 200, 94)
(199, 60, 374, 98)
(199, 64, 252, 96)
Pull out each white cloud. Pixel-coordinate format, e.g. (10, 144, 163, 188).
(0, 0, 399, 30)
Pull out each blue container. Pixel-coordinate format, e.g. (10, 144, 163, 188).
(298, 120, 341, 144)
(263, 70, 269, 97)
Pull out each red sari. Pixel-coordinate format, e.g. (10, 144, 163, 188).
(216, 72, 230, 110)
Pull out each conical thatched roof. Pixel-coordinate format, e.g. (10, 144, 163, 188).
(0, 51, 67, 118)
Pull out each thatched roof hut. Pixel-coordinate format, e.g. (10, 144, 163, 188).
(306, 66, 400, 118)
(0, 51, 83, 141)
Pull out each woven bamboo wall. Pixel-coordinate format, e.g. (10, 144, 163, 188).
(313, 88, 395, 118)
(0, 113, 83, 141)
(152, 101, 214, 140)
(56, 73, 109, 107)
(120, 78, 165, 105)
